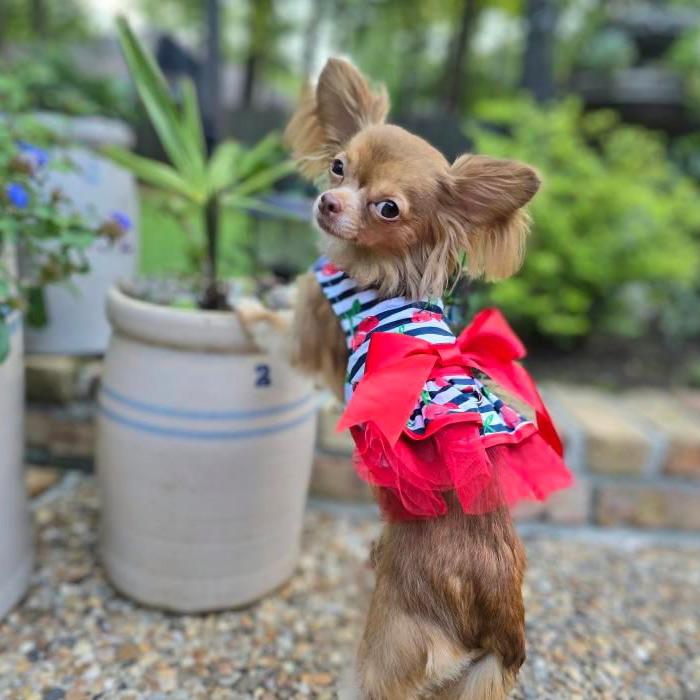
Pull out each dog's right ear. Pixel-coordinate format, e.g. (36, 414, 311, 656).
(284, 58, 389, 179)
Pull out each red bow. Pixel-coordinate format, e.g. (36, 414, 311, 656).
(337, 308, 563, 456)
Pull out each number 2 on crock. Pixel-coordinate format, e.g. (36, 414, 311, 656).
(255, 363, 271, 387)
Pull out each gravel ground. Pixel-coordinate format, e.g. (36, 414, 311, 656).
(1, 474, 699, 700)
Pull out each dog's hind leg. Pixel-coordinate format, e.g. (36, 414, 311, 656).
(355, 577, 473, 700)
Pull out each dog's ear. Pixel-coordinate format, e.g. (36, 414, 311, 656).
(439, 154, 540, 280)
(284, 58, 389, 179)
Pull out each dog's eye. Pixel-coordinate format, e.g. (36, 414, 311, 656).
(374, 200, 400, 220)
(330, 159, 344, 176)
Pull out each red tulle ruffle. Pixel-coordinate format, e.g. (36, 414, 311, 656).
(350, 421, 573, 520)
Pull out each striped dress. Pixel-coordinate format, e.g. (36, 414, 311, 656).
(314, 257, 533, 441)
(313, 257, 571, 520)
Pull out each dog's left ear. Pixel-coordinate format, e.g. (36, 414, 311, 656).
(285, 58, 389, 179)
(439, 154, 541, 280)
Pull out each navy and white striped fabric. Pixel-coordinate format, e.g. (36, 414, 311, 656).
(313, 257, 533, 439)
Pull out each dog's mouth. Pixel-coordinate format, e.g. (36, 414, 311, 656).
(314, 209, 356, 241)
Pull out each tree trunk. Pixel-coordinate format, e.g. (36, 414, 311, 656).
(203, 0, 221, 145)
(443, 0, 478, 114)
(241, 53, 258, 108)
(399, 26, 427, 114)
(31, 0, 47, 39)
(0, 1, 5, 51)
(521, 0, 557, 102)
(241, 0, 273, 108)
(301, 0, 324, 78)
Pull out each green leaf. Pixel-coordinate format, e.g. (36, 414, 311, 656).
(0, 320, 9, 363)
(103, 145, 204, 203)
(234, 160, 295, 198)
(221, 194, 298, 218)
(181, 78, 206, 159)
(115, 17, 205, 184)
(234, 133, 282, 179)
(60, 231, 95, 250)
(207, 141, 240, 194)
(26, 287, 48, 328)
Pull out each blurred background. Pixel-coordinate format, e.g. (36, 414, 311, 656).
(2, 3, 700, 699)
(3, 0, 700, 384)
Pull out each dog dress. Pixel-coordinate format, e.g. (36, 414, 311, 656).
(314, 257, 572, 520)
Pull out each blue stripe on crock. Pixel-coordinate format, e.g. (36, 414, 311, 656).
(98, 402, 319, 440)
(100, 384, 316, 421)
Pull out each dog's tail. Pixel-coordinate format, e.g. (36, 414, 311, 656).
(443, 653, 515, 700)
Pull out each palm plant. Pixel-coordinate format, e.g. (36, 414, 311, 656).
(105, 17, 295, 309)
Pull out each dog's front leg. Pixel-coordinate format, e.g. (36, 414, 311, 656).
(236, 272, 347, 398)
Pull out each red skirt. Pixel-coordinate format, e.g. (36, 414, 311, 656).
(351, 418, 573, 521)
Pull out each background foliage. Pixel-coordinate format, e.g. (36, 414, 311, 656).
(467, 98, 700, 346)
(1, 0, 699, 364)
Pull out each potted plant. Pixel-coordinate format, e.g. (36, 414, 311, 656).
(0, 116, 107, 619)
(96, 18, 317, 612)
(1, 50, 140, 355)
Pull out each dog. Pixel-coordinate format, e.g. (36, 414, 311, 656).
(239, 57, 570, 700)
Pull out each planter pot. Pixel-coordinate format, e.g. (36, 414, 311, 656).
(0, 313, 34, 619)
(96, 287, 318, 612)
(23, 115, 139, 356)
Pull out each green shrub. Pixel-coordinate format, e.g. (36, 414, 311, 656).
(466, 97, 700, 345)
(0, 47, 134, 120)
(665, 27, 700, 116)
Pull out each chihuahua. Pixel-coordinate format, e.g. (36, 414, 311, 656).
(241, 58, 544, 699)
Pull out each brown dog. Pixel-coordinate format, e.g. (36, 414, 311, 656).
(241, 58, 541, 699)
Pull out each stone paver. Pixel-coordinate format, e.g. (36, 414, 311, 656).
(311, 451, 373, 503)
(1, 474, 698, 699)
(596, 481, 700, 531)
(548, 386, 653, 476)
(624, 391, 700, 479)
(25, 466, 61, 498)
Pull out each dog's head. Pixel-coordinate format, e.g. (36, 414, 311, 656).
(285, 58, 540, 298)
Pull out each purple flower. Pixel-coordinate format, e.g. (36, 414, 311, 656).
(110, 211, 132, 232)
(16, 141, 49, 168)
(5, 183, 29, 208)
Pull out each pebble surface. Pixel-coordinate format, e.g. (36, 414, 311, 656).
(1, 474, 698, 699)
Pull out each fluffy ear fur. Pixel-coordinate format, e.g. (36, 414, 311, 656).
(439, 155, 541, 280)
(284, 57, 389, 179)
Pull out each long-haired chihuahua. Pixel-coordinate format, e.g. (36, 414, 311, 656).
(240, 57, 570, 700)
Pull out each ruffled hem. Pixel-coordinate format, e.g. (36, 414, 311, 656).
(351, 419, 573, 520)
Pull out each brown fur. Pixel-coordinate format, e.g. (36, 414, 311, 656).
(285, 57, 389, 180)
(281, 58, 540, 699)
(359, 497, 526, 699)
(290, 272, 348, 402)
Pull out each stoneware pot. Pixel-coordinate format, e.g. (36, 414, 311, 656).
(23, 114, 139, 356)
(0, 312, 34, 619)
(96, 286, 318, 612)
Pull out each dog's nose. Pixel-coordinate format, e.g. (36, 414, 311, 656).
(319, 192, 342, 215)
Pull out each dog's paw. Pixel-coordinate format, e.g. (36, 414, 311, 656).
(235, 299, 292, 355)
(234, 297, 269, 326)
